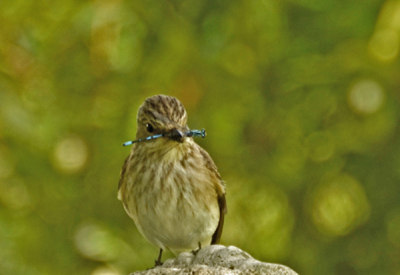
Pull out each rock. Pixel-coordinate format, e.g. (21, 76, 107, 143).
(130, 245, 298, 275)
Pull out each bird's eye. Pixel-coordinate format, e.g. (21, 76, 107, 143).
(146, 123, 154, 133)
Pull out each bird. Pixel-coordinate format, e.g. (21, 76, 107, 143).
(118, 94, 227, 266)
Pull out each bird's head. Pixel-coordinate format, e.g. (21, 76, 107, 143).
(136, 95, 190, 144)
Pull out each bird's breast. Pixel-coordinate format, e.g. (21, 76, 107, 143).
(122, 143, 220, 253)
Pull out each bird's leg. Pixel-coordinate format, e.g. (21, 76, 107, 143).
(154, 249, 163, 267)
(191, 242, 202, 255)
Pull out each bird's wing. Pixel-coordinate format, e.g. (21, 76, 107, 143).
(118, 155, 129, 195)
(212, 193, 227, 244)
(198, 146, 227, 244)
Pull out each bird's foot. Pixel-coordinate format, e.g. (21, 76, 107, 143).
(191, 242, 202, 255)
(154, 259, 163, 267)
(152, 248, 163, 268)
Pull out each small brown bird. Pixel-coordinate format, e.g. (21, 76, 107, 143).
(118, 95, 227, 266)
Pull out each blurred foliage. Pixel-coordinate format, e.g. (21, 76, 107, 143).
(1, 0, 400, 274)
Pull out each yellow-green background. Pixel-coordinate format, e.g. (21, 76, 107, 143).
(1, 0, 400, 274)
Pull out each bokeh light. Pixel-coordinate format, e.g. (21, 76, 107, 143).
(348, 79, 385, 115)
(52, 135, 89, 174)
(308, 174, 370, 237)
(76, 223, 116, 261)
(226, 178, 295, 261)
(91, 266, 122, 275)
(74, 222, 136, 263)
(368, 0, 400, 62)
(368, 28, 400, 62)
(386, 208, 400, 248)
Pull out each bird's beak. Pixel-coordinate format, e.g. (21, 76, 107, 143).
(170, 128, 184, 142)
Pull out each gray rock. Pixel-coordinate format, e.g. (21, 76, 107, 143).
(131, 245, 298, 275)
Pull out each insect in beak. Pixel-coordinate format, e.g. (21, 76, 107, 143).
(122, 129, 206, 146)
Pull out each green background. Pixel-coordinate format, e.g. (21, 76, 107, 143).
(1, 0, 400, 274)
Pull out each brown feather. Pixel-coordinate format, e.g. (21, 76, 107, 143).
(212, 194, 227, 244)
(198, 146, 227, 244)
(118, 155, 129, 191)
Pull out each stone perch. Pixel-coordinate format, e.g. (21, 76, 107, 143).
(131, 245, 299, 275)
